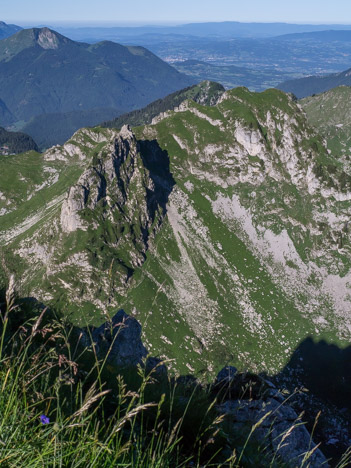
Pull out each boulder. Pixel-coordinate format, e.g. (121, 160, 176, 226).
(92, 309, 147, 368)
(216, 366, 238, 384)
(145, 356, 168, 380)
(218, 398, 328, 467)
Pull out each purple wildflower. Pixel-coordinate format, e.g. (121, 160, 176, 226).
(40, 414, 50, 425)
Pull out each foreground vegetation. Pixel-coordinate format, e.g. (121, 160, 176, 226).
(0, 282, 237, 467)
(1, 281, 351, 467)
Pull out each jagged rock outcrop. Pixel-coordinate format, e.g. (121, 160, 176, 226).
(59, 126, 167, 277)
(61, 125, 145, 232)
(60, 126, 166, 272)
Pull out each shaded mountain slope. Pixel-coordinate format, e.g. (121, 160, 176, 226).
(0, 21, 22, 40)
(0, 98, 15, 126)
(0, 27, 194, 127)
(0, 127, 38, 154)
(277, 67, 351, 98)
(21, 107, 122, 150)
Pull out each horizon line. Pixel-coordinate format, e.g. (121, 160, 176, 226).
(5, 19, 351, 28)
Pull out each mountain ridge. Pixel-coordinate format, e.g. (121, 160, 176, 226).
(101, 80, 225, 129)
(55, 21, 351, 42)
(2, 87, 351, 377)
(274, 29, 351, 42)
(0, 20, 22, 40)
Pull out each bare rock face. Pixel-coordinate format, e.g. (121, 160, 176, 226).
(60, 126, 138, 233)
(37, 28, 60, 50)
(218, 398, 328, 467)
(92, 309, 147, 368)
(60, 185, 88, 232)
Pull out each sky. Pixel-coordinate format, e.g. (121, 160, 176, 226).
(2, 0, 351, 25)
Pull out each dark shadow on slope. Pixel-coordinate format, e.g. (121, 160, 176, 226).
(264, 337, 351, 464)
(138, 138, 176, 216)
(274, 337, 351, 410)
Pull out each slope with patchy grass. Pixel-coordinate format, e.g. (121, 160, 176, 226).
(2, 87, 351, 378)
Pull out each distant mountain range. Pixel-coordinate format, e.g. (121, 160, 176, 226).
(277, 67, 351, 98)
(276, 30, 351, 42)
(0, 21, 21, 39)
(0, 26, 194, 147)
(55, 22, 351, 42)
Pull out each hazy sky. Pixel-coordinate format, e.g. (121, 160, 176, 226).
(2, 0, 351, 25)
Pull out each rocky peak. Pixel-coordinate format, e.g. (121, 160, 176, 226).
(57, 125, 173, 305)
(0, 27, 72, 61)
(194, 80, 225, 106)
(60, 126, 141, 233)
(37, 28, 61, 50)
(118, 124, 134, 140)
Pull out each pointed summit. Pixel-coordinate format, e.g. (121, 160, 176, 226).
(0, 27, 74, 61)
(35, 27, 66, 50)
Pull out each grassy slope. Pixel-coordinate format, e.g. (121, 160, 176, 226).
(0, 128, 113, 294)
(301, 86, 351, 161)
(120, 88, 351, 375)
